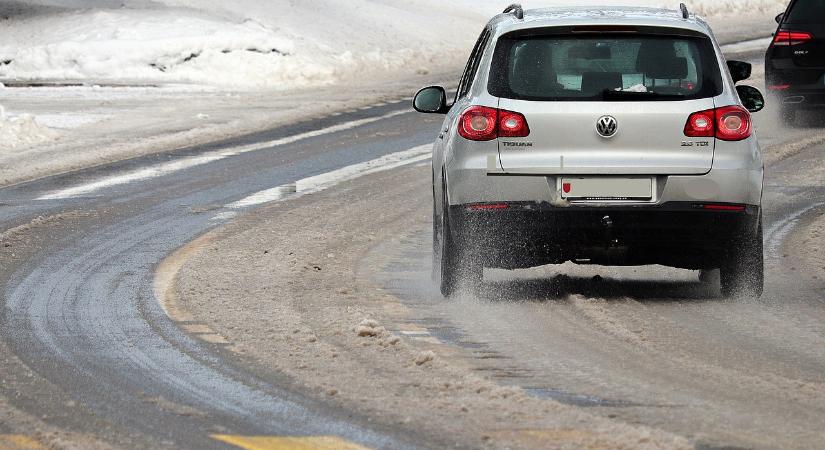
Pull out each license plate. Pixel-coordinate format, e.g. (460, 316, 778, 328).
(560, 177, 653, 200)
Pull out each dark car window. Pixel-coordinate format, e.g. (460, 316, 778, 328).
(785, 0, 825, 23)
(488, 34, 722, 101)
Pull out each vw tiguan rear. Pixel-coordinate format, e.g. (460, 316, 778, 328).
(414, 4, 766, 298)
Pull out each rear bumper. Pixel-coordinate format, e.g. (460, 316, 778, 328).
(770, 90, 825, 108)
(765, 61, 825, 107)
(448, 201, 760, 270)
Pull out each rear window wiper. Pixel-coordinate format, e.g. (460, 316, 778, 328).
(601, 90, 686, 101)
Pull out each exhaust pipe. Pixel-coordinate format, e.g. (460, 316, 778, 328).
(784, 96, 805, 104)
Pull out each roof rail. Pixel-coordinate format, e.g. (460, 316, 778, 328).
(503, 3, 524, 20)
(679, 3, 689, 19)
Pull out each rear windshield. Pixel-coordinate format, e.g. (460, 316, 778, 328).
(786, 0, 825, 23)
(488, 33, 723, 101)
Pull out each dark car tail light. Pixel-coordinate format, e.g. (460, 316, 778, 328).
(458, 106, 529, 141)
(773, 30, 813, 46)
(684, 106, 751, 141)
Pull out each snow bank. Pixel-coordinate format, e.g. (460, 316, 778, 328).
(0, 104, 56, 151)
(0, 10, 312, 89)
(0, 2, 480, 90)
(0, 1, 787, 90)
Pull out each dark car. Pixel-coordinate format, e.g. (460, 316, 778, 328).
(766, 0, 825, 125)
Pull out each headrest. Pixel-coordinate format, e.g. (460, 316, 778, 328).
(512, 43, 548, 73)
(636, 41, 688, 79)
(646, 56, 688, 79)
(511, 44, 558, 95)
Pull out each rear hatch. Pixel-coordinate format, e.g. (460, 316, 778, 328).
(785, 25, 825, 68)
(781, 1, 825, 69)
(489, 29, 723, 175)
(497, 98, 714, 174)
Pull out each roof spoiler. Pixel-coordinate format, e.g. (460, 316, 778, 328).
(503, 4, 524, 20)
(679, 3, 690, 19)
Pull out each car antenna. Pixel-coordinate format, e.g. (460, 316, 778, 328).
(503, 4, 524, 20)
(679, 3, 689, 19)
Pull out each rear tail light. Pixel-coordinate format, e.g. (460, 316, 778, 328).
(684, 106, 751, 141)
(498, 110, 530, 137)
(684, 110, 714, 137)
(773, 30, 813, 46)
(459, 106, 497, 141)
(458, 106, 530, 141)
(768, 84, 791, 91)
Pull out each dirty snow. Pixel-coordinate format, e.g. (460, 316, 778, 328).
(174, 162, 694, 449)
(0, 104, 56, 151)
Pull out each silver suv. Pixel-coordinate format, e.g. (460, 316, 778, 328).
(414, 4, 766, 298)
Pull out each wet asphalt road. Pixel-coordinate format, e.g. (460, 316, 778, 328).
(1, 46, 824, 448)
(0, 101, 444, 449)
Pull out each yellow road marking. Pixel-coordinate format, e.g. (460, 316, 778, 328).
(491, 428, 617, 449)
(212, 435, 370, 450)
(0, 435, 44, 450)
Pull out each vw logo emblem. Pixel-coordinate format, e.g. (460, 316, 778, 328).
(596, 115, 618, 138)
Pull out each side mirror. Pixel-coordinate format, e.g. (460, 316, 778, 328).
(775, 12, 784, 24)
(413, 86, 449, 114)
(737, 85, 765, 113)
(727, 60, 752, 83)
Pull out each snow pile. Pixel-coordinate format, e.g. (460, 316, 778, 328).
(0, 1, 786, 90)
(0, 104, 56, 151)
(0, 2, 478, 90)
(0, 10, 315, 89)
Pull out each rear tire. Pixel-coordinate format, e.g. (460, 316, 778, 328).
(720, 219, 764, 299)
(436, 190, 482, 297)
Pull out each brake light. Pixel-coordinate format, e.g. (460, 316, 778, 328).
(459, 106, 497, 141)
(716, 106, 751, 141)
(773, 30, 813, 46)
(499, 110, 530, 138)
(684, 110, 714, 137)
(768, 84, 791, 90)
(458, 106, 529, 141)
(684, 106, 751, 141)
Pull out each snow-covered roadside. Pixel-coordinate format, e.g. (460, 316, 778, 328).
(0, 71, 449, 186)
(0, 1, 484, 90)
